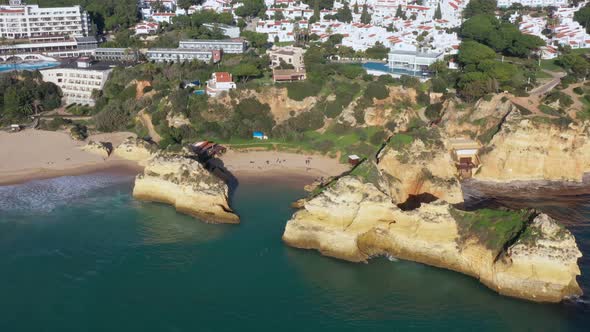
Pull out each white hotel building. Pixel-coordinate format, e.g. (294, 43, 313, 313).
(0, 1, 89, 39)
(497, 0, 567, 7)
(41, 58, 112, 106)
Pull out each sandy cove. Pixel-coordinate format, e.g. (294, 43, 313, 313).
(0, 130, 348, 185)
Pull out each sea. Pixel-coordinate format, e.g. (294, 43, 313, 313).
(0, 172, 588, 331)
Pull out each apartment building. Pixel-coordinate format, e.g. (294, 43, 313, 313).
(179, 39, 246, 54)
(41, 58, 112, 106)
(497, 0, 568, 7)
(94, 48, 140, 62)
(0, 1, 89, 39)
(146, 48, 222, 63)
(0, 35, 97, 56)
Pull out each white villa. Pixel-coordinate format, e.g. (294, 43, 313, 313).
(206, 72, 236, 97)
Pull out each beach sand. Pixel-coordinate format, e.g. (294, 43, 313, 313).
(0, 130, 349, 185)
(219, 150, 349, 179)
(0, 130, 138, 185)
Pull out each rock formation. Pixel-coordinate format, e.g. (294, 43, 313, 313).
(81, 141, 112, 159)
(283, 176, 582, 303)
(133, 154, 239, 224)
(474, 111, 590, 182)
(114, 137, 158, 165)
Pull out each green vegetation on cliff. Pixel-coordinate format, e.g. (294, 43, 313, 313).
(450, 208, 531, 253)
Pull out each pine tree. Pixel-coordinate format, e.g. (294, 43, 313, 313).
(395, 5, 403, 18)
(360, 4, 371, 24)
(353, 2, 359, 14)
(337, 4, 353, 23)
(434, 3, 442, 20)
(310, 0, 320, 23)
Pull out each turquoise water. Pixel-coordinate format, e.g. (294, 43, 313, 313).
(0, 173, 589, 331)
(0, 61, 59, 72)
(362, 62, 429, 77)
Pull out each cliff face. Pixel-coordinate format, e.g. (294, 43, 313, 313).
(377, 139, 463, 204)
(114, 137, 158, 165)
(474, 111, 590, 182)
(133, 154, 239, 224)
(283, 176, 582, 303)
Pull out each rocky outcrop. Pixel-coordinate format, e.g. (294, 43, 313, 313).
(114, 137, 158, 165)
(475, 111, 590, 182)
(283, 176, 582, 303)
(81, 141, 112, 159)
(377, 138, 463, 204)
(133, 154, 239, 224)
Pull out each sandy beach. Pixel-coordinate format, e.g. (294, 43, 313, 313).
(0, 130, 349, 185)
(0, 130, 138, 185)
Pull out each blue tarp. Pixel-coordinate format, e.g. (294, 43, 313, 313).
(253, 131, 264, 138)
(193, 90, 205, 95)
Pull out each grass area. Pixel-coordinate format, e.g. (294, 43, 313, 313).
(450, 208, 531, 253)
(539, 59, 563, 72)
(388, 133, 414, 149)
(535, 70, 553, 80)
(539, 104, 562, 117)
(219, 125, 385, 162)
(349, 158, 380, 184)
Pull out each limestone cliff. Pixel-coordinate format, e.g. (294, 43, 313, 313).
(474, 111, 590, 182)
(114, 137, 158, 165)
(81, 141, 112, 159)
(283, 176, 582, 303)
(377, 137, 463, 204)
(133, 154, 239, 224)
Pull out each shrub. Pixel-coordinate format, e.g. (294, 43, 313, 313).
(416, 91, 430, 106)
(573, 87, 584, 95)
(317, 139, 335, 153)
(431, 77, 448, 93)
(94, 104, 130, 132)
(400, 75, 420, 89)
(287, 81, 321, 101)
(46, 117, 71, 131)
(385, 120, 397, 132)
(370, 130, 387, 145)
(365, 81, 389, 100)
(425, 102, 443, 121)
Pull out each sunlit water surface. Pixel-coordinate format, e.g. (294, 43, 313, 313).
(0, 173, 588, 331)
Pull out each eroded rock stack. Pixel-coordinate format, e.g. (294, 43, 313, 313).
(133, 154, 239, 224)
(283, 176, 582, 302)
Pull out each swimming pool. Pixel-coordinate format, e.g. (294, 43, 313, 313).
(362, 62, 430, 78)
(0, 61, 60, 73)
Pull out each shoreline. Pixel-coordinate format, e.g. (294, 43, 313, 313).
(0, 130, 348, 187)
(0, 160, 143, 186)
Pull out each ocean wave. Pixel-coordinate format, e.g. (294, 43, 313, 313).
(0, 173, 133, 214)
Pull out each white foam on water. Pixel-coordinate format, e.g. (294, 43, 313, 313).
(0, 173, 132, 214)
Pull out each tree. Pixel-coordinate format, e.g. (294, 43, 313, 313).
(274, 10, 285, 21)
(360, 4, 371, 24)
(235, 0, 266, 18)
(463, 0, 496, 19)
(457, 40, 496, 66)
(395, 5, 403, 18)
(574, 3, 590, 33)
(353, 2, 359, 14)
(365, 42, 389, 60)
(336, 4, 353, 23)
(310, 0, 320, 23)
(434, 3, 442, 20)
(231, 63, 261, 82)
(241, 30, 269, 49)
(177, 0, 195, 12)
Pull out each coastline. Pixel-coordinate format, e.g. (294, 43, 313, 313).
(0, 130, 348, 187)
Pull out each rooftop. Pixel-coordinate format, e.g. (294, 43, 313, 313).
(448, 138, 480, 150)
(389, 49, 444, 58)
(213, 72, 232, 83)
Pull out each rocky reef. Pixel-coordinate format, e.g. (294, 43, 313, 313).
(283, 176, 582, 302)
(133, 154, 239, 224)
